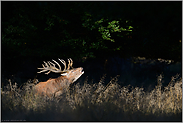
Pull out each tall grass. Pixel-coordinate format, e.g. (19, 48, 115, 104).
(1, 74, 182, 121)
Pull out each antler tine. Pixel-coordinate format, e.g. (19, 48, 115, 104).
(44, 61, 49, 67)
(37, 61, 48, 71)
(47, 61, 58, 71)
(52, 59, 62, 71)
(37, 59, 64, 74)
(58, 58, 66, 71)
(42, 64, 45, 68)
(69, 58, 73, 68)
(45, 61, 57, 75)
(67, 58, 71, 70)
(37, 58, 73, 75)
(67, 58, 73, 70)
(45, 70, 51, 75)
(37, 69, 49, 73)
(47, 61, 52, 67)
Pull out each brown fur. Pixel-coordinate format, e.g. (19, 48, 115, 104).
(34, 67, 84, 97)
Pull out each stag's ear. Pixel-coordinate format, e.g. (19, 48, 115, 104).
(61, 73, 68, 76)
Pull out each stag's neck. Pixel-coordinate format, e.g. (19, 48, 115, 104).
(55, 76, 73, 87)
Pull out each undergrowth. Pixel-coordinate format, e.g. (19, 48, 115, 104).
(1, 74, 182, 121)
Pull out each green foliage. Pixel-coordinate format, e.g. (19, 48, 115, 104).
(97, 20, 133, 42)
(1, 2, 182, 61)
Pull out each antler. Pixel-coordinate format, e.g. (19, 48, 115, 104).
(37, 58, 73, 75)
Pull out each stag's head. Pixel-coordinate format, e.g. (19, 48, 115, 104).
(37, 58, 84, 83)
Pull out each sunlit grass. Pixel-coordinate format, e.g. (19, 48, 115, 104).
(1, 74, 182, 121)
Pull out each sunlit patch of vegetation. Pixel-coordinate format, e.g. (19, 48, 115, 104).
(1, 74, 182, 121)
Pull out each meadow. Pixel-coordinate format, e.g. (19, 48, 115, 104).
(1, 74, 182, 121)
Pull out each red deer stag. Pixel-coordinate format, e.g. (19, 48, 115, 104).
(34, 58, 84, 97)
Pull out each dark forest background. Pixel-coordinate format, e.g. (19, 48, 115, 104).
(1, 1, 182, 87)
